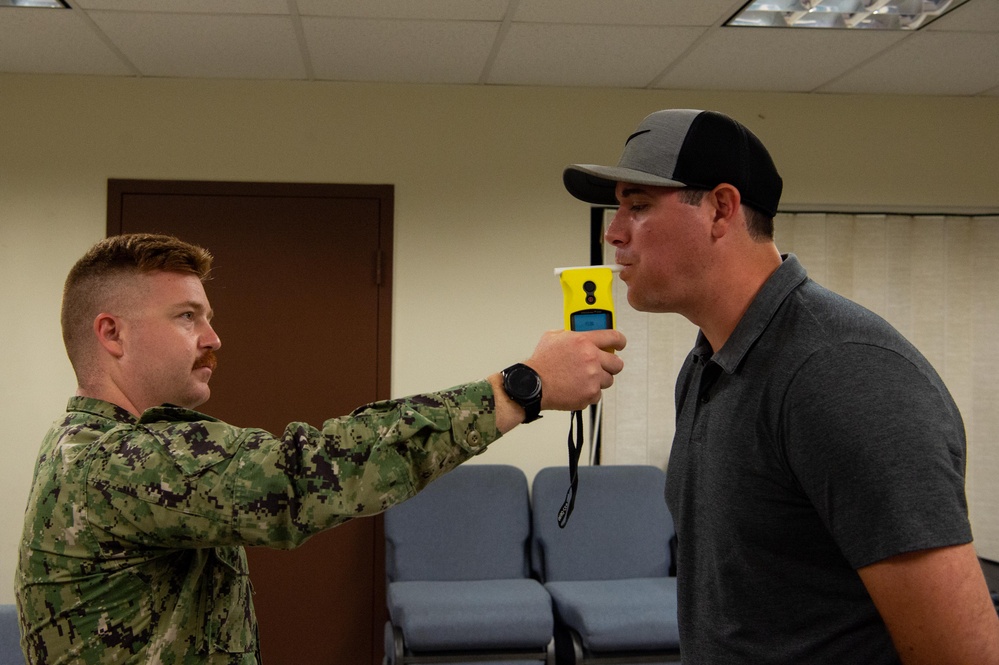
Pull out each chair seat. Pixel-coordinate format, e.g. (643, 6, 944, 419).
(388, 579, 553, 650)
(0, 604, 24, 665)
(544, 578, 680, 652)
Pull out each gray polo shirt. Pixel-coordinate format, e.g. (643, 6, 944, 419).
(666, 254, 971, 665)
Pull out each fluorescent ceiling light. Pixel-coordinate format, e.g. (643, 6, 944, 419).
(0, 0, 69, 6)
(726, 0, 970, 30)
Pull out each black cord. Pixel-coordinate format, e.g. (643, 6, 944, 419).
(557, 409, 585, 528)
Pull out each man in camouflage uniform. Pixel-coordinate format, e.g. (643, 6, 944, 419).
(15, 233, 626, 664)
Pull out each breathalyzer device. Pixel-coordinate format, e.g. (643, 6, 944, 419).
(552, 264, 621, 528)
(554, 265, 621, 332)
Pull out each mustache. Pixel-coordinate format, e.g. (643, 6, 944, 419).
(194, 350, 218, 372)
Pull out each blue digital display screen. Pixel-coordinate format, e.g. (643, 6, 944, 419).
(571, 310, 613, 331)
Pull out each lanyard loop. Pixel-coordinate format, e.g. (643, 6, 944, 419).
(557, 408, 585, 528)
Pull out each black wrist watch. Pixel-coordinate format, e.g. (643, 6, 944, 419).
(501, 363, 543, 424)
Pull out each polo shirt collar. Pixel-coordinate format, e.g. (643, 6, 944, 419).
(693, 253, 808, 374)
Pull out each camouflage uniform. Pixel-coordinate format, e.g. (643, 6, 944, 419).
(16, 382, 497, 664)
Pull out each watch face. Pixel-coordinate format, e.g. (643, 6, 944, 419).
(508, 365, 541, 399)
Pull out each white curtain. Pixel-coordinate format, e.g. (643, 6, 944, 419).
(600, 211, 999, 561)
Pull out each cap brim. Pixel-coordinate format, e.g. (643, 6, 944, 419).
(563, 164, 687, 206)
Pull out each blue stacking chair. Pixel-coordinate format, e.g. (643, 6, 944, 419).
(383, 464, 555, 665)
(0, 605, 24, 665)
(531, 465, 681, 665)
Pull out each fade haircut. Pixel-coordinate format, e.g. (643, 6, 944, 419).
(676, 187, 775, 241)
(61, 234, 213, 374)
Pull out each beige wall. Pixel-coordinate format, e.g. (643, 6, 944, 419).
(2, 74, 998, 603)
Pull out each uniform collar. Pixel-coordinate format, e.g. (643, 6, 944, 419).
(65, 396, 217, 425)
(66, 396, 138, 424)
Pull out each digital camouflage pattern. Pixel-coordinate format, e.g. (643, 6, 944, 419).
(16, 382, 498, 664)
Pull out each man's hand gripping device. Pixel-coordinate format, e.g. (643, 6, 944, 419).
(552, 265, 620, 528)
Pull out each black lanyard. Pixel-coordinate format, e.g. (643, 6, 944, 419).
(557, 409, 585, 528)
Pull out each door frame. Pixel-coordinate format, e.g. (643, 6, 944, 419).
(107, 179, 393, 402)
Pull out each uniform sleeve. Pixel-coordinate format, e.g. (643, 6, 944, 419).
(86, 381, 499, 550)
(780, 343, 971, 569)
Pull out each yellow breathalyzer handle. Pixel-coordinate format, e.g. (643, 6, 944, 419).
(554, 265, 620, 332)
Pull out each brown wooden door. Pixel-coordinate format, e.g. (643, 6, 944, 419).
(107, 179, 393, 665)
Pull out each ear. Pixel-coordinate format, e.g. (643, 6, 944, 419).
(94, 313, 126, 359)
(708, 184, 742, 239)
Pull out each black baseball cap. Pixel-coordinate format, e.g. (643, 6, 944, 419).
(563, 109, 783, 218)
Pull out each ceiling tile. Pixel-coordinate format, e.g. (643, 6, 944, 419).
(820, 31, 999, 96)
(296, 0, 509, 20)
(0, 0, 994, 96)
(511, 0, 743, 26)
(655, 26, 905, 93)
(88, 11, 306, 78)
(0, 8, 132, 75)
(488, 23, 705, 87)
(303, 17, 499, 84)
(75, 0, 289, 13)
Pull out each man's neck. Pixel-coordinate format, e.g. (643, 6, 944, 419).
(697, 246, 783, 352)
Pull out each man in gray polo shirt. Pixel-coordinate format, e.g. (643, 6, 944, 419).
(563, 109, 999, 664)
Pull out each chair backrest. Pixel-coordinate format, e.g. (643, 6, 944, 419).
(531, 465, 674, 582)
(385, 464, 531, 583)
(0, 604, 24, 665)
